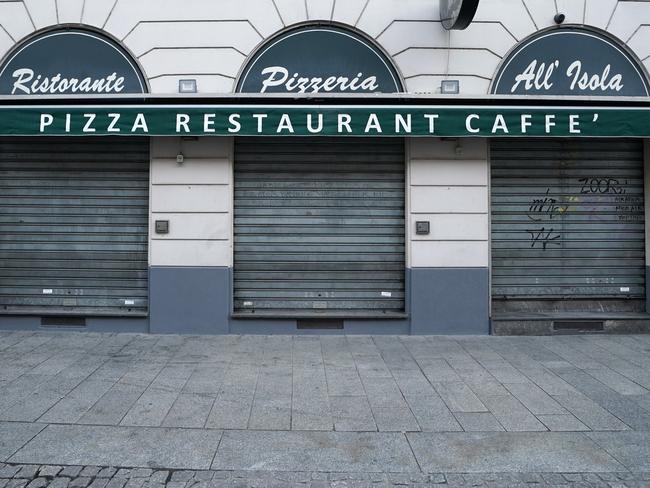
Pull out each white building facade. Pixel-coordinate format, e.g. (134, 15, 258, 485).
(0, 0, 649, 334)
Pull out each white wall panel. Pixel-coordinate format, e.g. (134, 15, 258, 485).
(151, 185, 231, 213)
(150, 240, 231, 267)
(0, 2, 34, 42)
(125, 21, 262, 58)
(411, 214, 488, 241)
(150, 213, 230, 240)
(396, 48, 499, 79)
(104, 0, 283, 40)
(411, 241, 489, 267)
(522, 0, 554, 30)
(150, 137, 233, 267)
(450, 23, 516, 58)
(405, 75, 490, 94)
(411, 186, 488, 214)
(377, 21, 447, 56)
(273, 0, 308, 26)
(474, 0, 536, 41)
(410, 159, 488, 186)
(148, 75, 235, 94)
(410, 138, 487, 160)
(408, 137, 488, 269)
(152, 158, 231, 185)
(0, 0, 644, 97)
(448, 49, 501, 78)
(81, 0, 116, 28)
(395, 48, 446, 79)
(151, 137, 231, 159)
(607, 2, 650, 43)
(555, 0, 585, 25)
(356, 0, 437, 38)
(628, 26, 650, 63)
(331, 0, 368, 26)
(139, 48, 244, 79)
(57, 0, 84, 24)
(306, 0, 333, 20)
(23, 0, 57, 30)
(0, 24, 14, 58)
(584, 0, 618, 30)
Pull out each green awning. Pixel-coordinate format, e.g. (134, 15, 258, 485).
(1, 104, 649, 137)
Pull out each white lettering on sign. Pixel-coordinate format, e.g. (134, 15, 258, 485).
(33, 111, 602, 137)
(511, 60, 558, 92)
(11, 68, 126, 95)
(259, 66, 379, 93)
(509, 59, 624, 93)
(566, 61, 623, 92)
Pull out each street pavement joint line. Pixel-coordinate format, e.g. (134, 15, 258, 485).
(1, 422, 48, 463)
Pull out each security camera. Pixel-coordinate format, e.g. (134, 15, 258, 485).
(554, 13, 565, 24)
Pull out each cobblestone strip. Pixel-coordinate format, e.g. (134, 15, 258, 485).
(1, 463, 650, 488)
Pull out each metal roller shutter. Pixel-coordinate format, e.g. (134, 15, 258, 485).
(234, 137, 405, 318)
(0, 137, 149, 316)
(491, 138, 645, 307)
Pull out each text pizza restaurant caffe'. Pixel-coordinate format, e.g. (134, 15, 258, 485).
(0, 0, 650, 335)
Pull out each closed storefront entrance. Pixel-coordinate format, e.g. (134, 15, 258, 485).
(233, 137, 405, 318)
(0, 137, 150, 316)
(491, 138, 646, 313)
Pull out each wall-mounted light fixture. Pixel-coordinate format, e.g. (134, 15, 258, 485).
(178, 79, 197, 93)
(440, 79, 460, 94)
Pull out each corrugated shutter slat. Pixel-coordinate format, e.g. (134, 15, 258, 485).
(0, 137, 149, 316)
(491, 139, 645, 300)
(234, 137, 405, 317)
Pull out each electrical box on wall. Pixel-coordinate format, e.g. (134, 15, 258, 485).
(155, 220, 169, 234)
(416, 221, 430, 235)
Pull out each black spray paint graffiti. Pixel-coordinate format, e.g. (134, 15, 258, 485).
(578, 177, 627, 194)
(524, 176, 633, 249)
(527, 189, 568, 222)
(526, 188, 566, 249)
(525, 227, 561, 250)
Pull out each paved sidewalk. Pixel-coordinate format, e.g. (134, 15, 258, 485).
(0, 332, 649, 486)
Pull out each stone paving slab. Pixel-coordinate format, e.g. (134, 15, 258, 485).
(0, 423, 46, 462)
(8, 425, 222, 470)
(212, 430, 419, 473)
(587, 431, 650, 472)
(1, 331, 650, 479)
(1, 332, 649, 435)
(406, 432, 626, 473)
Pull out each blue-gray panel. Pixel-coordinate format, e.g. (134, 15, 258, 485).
(0, 315, 148, 333)
(230, 318, 410, 335)
(149, 266, 230, 334)
(409, 267, 489, 335)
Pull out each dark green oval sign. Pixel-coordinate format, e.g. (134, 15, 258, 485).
(237, 25, 403, 93)
(492, 27, 650, 96)
(0, 28, 147, 95)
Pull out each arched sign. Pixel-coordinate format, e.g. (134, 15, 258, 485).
(492, 27, 650, 96)
(0, 28, 147, 95)
(237, 25, 403, 93)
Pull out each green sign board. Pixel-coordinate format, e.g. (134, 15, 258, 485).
(0, 104, 649, 137)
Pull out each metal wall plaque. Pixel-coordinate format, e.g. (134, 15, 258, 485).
(0, 28, 147, 95)
(440, 0, 480, 30)
(492, 26, 650, 96)
(237, 25, 403, 93)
